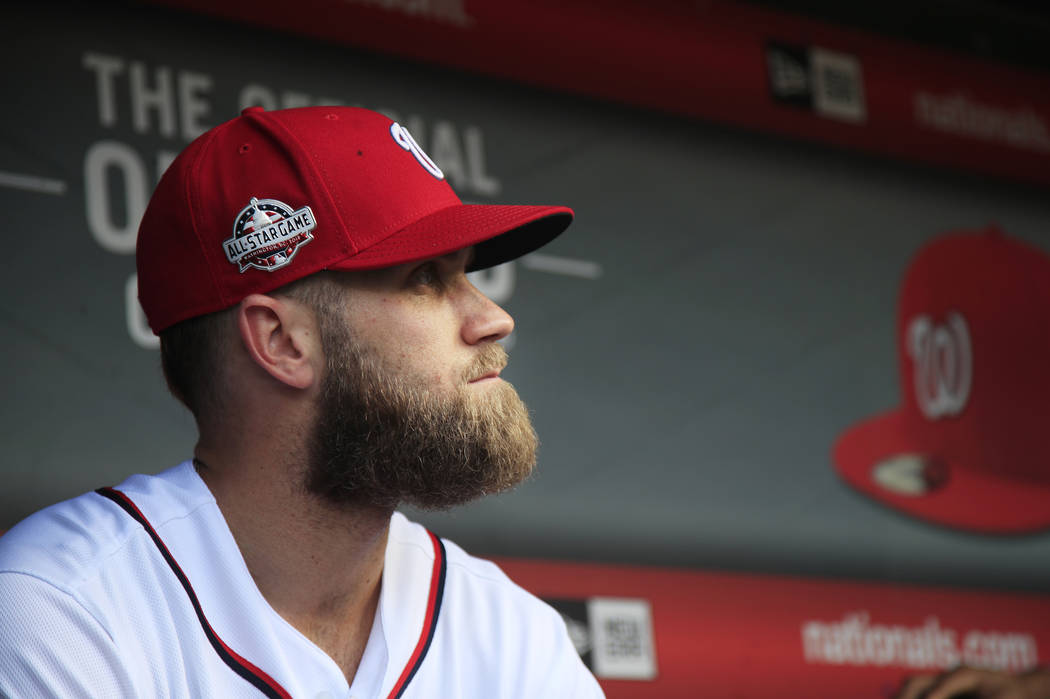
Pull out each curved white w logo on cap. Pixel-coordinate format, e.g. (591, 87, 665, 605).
(390, 122, 444, 180)
(907, 312, 972, 420)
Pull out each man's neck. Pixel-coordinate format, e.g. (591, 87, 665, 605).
(192, 451, 392, 684)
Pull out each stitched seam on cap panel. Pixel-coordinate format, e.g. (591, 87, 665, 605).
(380, 203, 528, 253)
(186, 127, 226, 311)
(262, 112, 357, 257)
(375, 196, 462, 245)
(344, 208, 473, 261)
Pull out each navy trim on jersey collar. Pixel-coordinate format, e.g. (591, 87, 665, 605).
(95, 487, 293, 699)
(387, 530, 447, 699)
(96, 485, 448, 699)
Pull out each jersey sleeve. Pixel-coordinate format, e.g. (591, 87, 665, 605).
(0, 572, 137, 699)
(538, 604, 607, 698)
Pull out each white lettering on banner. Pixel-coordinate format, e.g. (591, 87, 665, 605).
(464, 127, 500, 196)
(907, 312, 972, 420)
(962, 629, 1041, 671)
(83, 52, 124, 127)
(915, 91, 1050, 154)
(83, 139, 174, 348)
(801, 612, 1039, 672)
(130, 62, 177, 137)
(84, 141, 148, 254)
(425, 123, 502, 194)
(403, 119, 502, 196)
(178, 72, 214, 140)
(85, 141, 177, 256)
(429, 121, 464, 184)
(82, 51, 215, 138)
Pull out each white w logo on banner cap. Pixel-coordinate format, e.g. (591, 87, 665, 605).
(907, 312, 972, 420)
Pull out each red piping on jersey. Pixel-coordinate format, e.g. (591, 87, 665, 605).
(386, 529, 448, 699)
(95, 487, 293, 699)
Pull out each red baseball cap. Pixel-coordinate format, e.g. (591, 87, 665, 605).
(136, 106, 574, 333)
(833, 227, 1050, 534)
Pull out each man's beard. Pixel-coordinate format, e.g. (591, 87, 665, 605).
(306, 319, 539, 511)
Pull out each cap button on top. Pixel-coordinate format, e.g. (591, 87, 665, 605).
(241, 106, 265, 116)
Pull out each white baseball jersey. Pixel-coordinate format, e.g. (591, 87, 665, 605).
(0, 461, 604, 698)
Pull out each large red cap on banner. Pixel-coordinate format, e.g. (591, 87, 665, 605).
(136, 105, 573, 333)
(834, 228, 1050, 534)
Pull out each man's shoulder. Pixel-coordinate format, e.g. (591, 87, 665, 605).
(389, 511, 552, 615)
(442, 534, 557, 618)
(387, 512, 569, 645)
(387, 513, 604, 697)
(0, 488, 132, 590)
(0, 462, 202, 590)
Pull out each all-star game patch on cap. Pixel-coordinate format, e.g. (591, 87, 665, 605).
(136, 106, 574, 333)
(832, 227, 1050, 535)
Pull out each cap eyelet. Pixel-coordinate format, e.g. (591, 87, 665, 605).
(239, 143, 252, 154)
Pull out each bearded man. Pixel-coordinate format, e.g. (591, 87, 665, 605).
(0, 106, 604, 698)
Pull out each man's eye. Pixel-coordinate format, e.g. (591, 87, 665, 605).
(410, 263, 441, 289)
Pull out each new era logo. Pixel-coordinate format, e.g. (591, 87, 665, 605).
(767, 44, 810, 104)
(766, 42, 867, 123)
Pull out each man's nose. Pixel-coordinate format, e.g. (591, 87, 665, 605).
(460, 281, 514, 345)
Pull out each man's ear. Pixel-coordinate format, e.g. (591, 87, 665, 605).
(236, 293, 319, 390)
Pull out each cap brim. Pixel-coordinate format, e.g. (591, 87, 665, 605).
(327, 203, 574, 272)
(833, 410, 1050, 535)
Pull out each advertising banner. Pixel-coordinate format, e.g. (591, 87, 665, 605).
(499, 558, 1050, 698)
(143, 0, 1050, 189)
